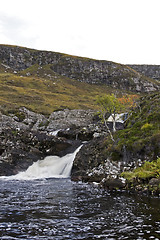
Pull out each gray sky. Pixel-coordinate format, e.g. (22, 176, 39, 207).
(0, 0, 160, 64)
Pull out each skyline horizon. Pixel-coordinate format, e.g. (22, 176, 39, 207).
(0, 43, 159, 66)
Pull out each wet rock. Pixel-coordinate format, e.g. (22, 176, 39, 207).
(0, 107, 101, 176)
(71, 138, 108, 180)
(58, 126, 98, 141)
(0, 125, 80, 176)
(100, 178, 126, 190)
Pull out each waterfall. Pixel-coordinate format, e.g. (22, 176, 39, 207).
(1, 145, 82, 181)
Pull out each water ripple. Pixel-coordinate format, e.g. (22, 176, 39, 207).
(0, 179, 160, 239)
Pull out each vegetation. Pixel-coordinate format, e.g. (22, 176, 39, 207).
(0, 71, 106, 114)
(95, 92, 160, 194)
(0, 64, 139, 115)
(121, 158, 160, 181)
(121, 158, 160, 194)
(0, 45, 160, 195)
(107, 92, 160, 157)
(1, 44, 159, 116)
(96, 94, 138, 141)
(95, 92, 160, 178)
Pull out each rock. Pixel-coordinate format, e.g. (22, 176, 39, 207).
(0, 113, 28, 133)
(128, 64, 160, 82)
(71, 137, 107, 180)
(19, 107, 47, 130)
(0, 127, 73, 175)
(149, 178, 160, 186)
(47, 109, 96, 131)
(0, 107, 103, 176)
(100, 178, 126, 190)
(58, 126, 99, 141)
(0, 109, 87, 176)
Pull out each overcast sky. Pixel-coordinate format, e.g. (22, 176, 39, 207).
(0, 0, 160, 64)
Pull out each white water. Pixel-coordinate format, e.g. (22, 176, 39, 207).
(1, 146, 82, 180)
(107, 113, 127, 123)
(48, 129, 61, 136)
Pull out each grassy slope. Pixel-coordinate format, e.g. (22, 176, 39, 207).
(1, 44, 159, 114)
(103, 93, 160, 188)
(0, 62, 139, 115)
(93, 92, 160, 193)
(107, 92, 160, 161)
(116, 92, 160, 154)
(0, 65, 122, 114)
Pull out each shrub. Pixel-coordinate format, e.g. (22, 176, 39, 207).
(141, 123, 153, 130)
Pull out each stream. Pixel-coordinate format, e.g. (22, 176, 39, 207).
(0, 178, 160, 240)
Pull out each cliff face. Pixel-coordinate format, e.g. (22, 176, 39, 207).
(128, 64, 160, 82)
(0, 45, 159, 93)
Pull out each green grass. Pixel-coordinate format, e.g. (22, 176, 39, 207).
(100, 92, 160, 171)
(113, 93, 160, 151)
(121, 158, 160, 181)
(0, 70, 125, 115)
(0, 55, 142, 115)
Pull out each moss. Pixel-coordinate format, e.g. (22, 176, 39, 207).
(147, 112, 160, 122)
(115, 93, 159, 148)
(99, 92, 160, 170)
(110, 150, 122, 161)
(11, 129, 19, 136)
(121, 158, 160, 182)
(141, 123, 153, 130)
(121, 171, 135, 181)
(11, 111, 25, 122)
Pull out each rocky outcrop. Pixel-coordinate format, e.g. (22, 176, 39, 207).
(71, 137, 135, 189)
(71, 133, 160, 192)
(0, 106, 128, 178)
(0, 127, 74, 176)
(128, 64, 160, 82)
(46, 109, 96, 131)
(0, 108, 106, 176)
(71, 138, 107, 181)
(0, 44, 159, 93)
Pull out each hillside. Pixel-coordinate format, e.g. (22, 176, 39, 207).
(128, 64, 160, 82)
(72, 92, 160, 194)
(113, 92, 160, 162)
(0, 45, 159, 114)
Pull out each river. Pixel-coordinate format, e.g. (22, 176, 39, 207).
(0, 148, 160, 239)
(0, 178, 160, 240)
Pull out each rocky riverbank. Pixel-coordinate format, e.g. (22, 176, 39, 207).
(72, 93, 160, 196)
(0, 93, 160, 196)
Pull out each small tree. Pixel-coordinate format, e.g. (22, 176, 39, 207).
(96, 94, 120, 141)
(96, 94, 138, 142)
(97, 94, 132, 141)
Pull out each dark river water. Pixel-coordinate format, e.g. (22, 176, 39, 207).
(0, 178, 160, 240)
